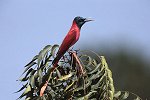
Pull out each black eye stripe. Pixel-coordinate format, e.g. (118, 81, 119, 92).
(79, 19, 84, 22)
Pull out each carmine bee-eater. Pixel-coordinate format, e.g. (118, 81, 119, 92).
(52, 16, 93, 68)
(40, 16, 93, 96)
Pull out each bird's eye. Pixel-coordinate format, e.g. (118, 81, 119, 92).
(79, 19, 84, 22)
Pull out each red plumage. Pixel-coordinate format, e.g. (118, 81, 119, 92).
(52, 20, 80, 67)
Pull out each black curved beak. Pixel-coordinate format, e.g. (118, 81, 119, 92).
(84, 18, 94, 22)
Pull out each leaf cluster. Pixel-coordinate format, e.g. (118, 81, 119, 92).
(16, 44, 142, 100)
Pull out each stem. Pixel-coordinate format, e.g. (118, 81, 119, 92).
(72, 52, 84, 74)
(71, 51, 86, 96)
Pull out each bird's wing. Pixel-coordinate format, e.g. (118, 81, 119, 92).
(58, 29, 77, 55)
(52, 29, 77, 66)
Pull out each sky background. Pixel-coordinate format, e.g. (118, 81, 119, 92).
(0, 0, 150, 99)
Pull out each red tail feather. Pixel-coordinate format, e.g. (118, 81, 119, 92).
(52, 56, 59, 68)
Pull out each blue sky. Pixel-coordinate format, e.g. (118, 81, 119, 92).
(0, 0, 150, 99)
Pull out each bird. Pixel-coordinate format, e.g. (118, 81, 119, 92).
(52, 16, 93, 68)
(40, 16, 93, 96)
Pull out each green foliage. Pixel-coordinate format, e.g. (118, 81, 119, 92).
(16, 44, 142, 100)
